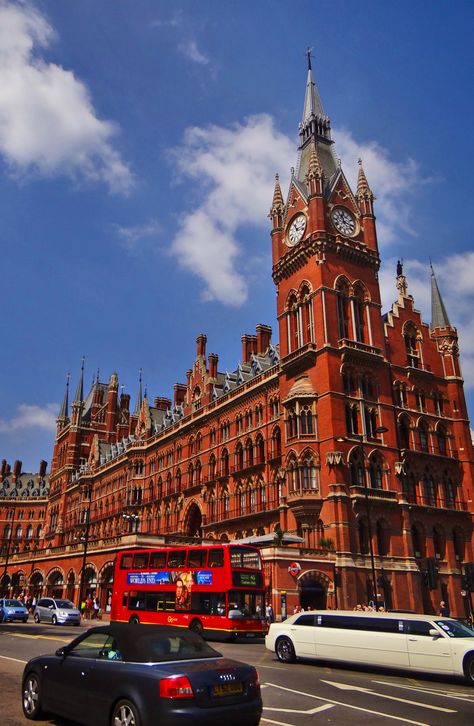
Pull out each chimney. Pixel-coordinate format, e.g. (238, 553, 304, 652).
(1, 459, 7, 478)
(174, 383, 187, 406)
(256, 324, 272, 355)
(154, 396, 171, 411)
(241, 334, 256, 364)
(13, 460, 22, 481)
(196, 334, 207, 358)
(39, 460, 47, 478)
(120, 393, 130, 411)
(208, 353, 218, 380)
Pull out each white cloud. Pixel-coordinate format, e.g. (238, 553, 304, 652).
(115, 220, 162, 252)
(335, 127, 425, 244)
(169, 113, 429, 305)
(178, 39, 210, 66)
(170, 114, 294, 305)
(0, 403, 58, 433)
(379, 252, 474, 389)
(0, 1, 133, 193)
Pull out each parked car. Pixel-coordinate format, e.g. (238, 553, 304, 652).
(0, 598, 29, 623)
(266, 610, 474, 685)
(22, 623, 262, 725)
(33, 597, 81, 626)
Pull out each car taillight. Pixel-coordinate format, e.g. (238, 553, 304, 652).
(159, 676, 194, 699)
(250, 669, 260, 688)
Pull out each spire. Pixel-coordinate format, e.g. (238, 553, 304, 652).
(58, 373, 70, 420)
(306, 140, 323, 180)
(302, 47, 326, 124)
(297, 51, 337, 186)
(73, 357, 85, 404)
(133, 368, 143, 415)
(356, 158, 373, 200)
(269, 174, 284, 218)
(430, 264, 451, 329)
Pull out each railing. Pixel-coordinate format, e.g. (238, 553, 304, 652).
(349, 485, 397, 501)
(338, 339, 381, 356)
(402, 493, 467, 510)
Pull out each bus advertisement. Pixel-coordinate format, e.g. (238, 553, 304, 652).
(110, 543, 267, 639)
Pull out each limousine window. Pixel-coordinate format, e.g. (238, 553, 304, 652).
(405, 620, 433, 636)
(434, 619, 474, 638)
(295, 614, 316, 626)
(316, 615, 402, 633)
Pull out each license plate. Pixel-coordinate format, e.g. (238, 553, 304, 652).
(213, 682, 243, 696)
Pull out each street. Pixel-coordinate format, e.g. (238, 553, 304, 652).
(1, 622, 474, 725)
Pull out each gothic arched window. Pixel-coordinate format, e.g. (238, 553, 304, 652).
(336, 280, 350, 339)
(349, 449, 365, 487)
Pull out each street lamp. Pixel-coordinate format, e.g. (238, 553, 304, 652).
(337, 426, 388, 610)
(122, 512, 140, 533)
(1, 501, 16, 597)
(77, 482, 93, 608)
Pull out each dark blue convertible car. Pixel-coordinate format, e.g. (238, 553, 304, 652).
(22, 623, 262, 726)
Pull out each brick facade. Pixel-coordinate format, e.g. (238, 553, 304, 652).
(1, 61, 473, 619)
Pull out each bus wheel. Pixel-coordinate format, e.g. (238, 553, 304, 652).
(189, 619, 203, 636)
(129, 615, 140, 625)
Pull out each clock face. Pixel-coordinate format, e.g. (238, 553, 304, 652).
(331, 207, 357, 237)
(287, 214, 306, 246)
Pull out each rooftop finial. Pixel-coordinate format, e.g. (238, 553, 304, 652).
(306, 46, 313, 71)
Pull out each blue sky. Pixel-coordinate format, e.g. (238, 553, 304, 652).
(0, 0, 473, 472)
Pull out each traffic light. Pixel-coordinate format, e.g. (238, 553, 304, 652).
(421, 570, 429, 588)
(426, 557, 438, 590)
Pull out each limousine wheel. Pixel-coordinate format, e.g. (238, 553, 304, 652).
(275, 636, 296, 663)
(463, 653, 474, 684)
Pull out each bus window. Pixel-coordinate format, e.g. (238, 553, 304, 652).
(167, 550, 187, 568)
(230, 546, 260, 570)
(133, 553, 149, 569)
(208, 549, 224, 567)
(120, 554, 133, 569)
(149, 551, 167, 568)
(188, 549, 208, 568)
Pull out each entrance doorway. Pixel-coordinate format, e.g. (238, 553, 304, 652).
(299, 579, 326, 610)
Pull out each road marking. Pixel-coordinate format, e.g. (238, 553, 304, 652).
(264, 681, 431, 725)
(6, 633, 71, 643)
(371, 679, 474, 702)
(321, 679, 456, 713)
(261, 719, 295, 726)
(264, 704, 334, 715)
(0, 655, 27, 664)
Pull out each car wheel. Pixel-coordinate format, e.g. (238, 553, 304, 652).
(275, 636, 296, 663)
(463, 653, 474, 685)
(23, 619, 28, 624)
(51, 615, 58, 626)
(22, 672, 44, 720)
(111, 699, 140, 726)
(33, 613, 40, 623)
(189, 619, 203, 636)
(129, 615, 140, 625)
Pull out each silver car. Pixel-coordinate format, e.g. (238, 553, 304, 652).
(33, 598, 81, 626)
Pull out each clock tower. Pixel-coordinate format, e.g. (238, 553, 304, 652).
(270, 52, 390, 557)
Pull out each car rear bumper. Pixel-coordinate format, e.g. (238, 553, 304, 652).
(158, 699, 262, 726)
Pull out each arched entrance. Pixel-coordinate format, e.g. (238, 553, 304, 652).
(183, 501, 202, 538)
(98, 561, 115, 613)
(46, 569, 65, 598)
(29, 571, 43, 599)
(298, 570, 329, 610)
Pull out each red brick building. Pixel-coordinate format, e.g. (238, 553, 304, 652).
(2, 59, 473, 619)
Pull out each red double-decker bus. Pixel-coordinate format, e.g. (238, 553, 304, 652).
(110, 543, 267, 640)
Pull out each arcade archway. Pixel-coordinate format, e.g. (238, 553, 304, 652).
(298, 570, 330, 610)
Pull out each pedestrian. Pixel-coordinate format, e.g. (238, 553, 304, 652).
(439, 600, 450, 617)
(85, 595, 93, 619)
(92, 596, 100, 619)
(265, 602, 274, 624)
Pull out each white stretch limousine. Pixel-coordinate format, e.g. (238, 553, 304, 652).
(265, 611, 474, 684)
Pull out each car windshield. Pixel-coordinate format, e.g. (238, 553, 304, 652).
(435, 619, 474, 638)
(55, 600, 74, 609)
(5, 599, 22, 607)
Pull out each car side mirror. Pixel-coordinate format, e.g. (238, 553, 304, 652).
(55, 647, 67, 658)
(429, 628, 441, 638)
